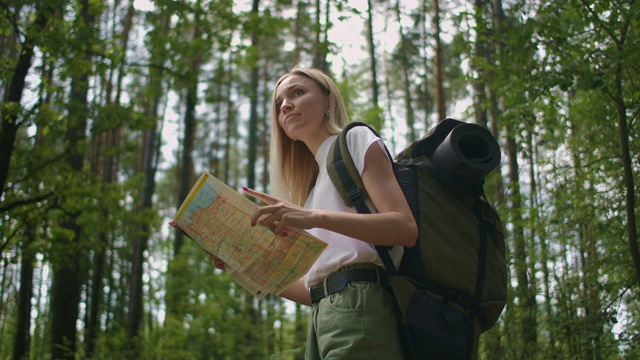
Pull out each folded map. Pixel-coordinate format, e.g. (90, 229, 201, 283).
(172, 172, 327, 299)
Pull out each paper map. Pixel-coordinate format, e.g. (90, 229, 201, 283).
(173, 172, 327, 299)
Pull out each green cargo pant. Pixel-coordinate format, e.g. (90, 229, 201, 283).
(305, 264, 404, 360)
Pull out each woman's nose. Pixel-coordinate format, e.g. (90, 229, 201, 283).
(280, 99, 293, 112)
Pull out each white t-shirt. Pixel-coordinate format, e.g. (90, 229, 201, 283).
(304, 126, 403, 288)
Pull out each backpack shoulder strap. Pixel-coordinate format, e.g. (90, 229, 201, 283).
(326, 122, 399, 275)
(326, 122, 378, 214)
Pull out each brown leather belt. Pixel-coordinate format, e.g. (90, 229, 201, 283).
(309, 267, 386, 304)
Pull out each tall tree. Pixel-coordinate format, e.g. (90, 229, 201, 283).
(50, 0, 100, 358)
(247, 0, 260, 190)
(292, 1, 311, 66)
(0, 2, 51, 197)
(124, 1, 168, 357)
(505, 122, 537, 358)
(365, 0, 382, 129)
(84, 1, 137, 357)
(575, 0, 640, 285)
(312, 0, 329, 71)
(472, 0, 489, 128)
(1, 3, 55, 360)
(392, 0, 417, 141)
(418, 0, 434, 130)
(432, 0, 445, 121)
(166, 1, 207, 325)
(12, 225, 35, 360)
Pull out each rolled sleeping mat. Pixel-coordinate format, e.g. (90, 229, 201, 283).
(430, 123, 501, 184)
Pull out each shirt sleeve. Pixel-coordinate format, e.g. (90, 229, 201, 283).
(345, 126, 391, 175)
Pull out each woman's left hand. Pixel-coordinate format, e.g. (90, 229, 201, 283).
(243, 187, 319, 236)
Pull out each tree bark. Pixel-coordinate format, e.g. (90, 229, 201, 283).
(169, 8, 203, 321)
(125, 4, 167, 353)
(613, 44, 640, 286)
(50, 0, 97, 357)
(247, 0, 260, 190)
(366, 0, 380, 126)
(224, 55, 234, 184)
(473, 0, 488, 127)
(86, 1, 135, 356)
(173, 33, 201, 258)
(432, 0, 445, 121)
(12, 230, 35, 360)
(312, 0, 327, 71)
(506, 126, 537, 358)
(393, 0, 416, 142)
(0, 5, 49, 197)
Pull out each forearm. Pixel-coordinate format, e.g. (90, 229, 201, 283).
(313, 209, 417, 247)
(278, 278, 311, 306)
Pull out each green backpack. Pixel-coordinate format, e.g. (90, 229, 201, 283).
(327, 119, 508, 360)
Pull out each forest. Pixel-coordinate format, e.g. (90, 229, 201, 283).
(0, 0, 639, 359)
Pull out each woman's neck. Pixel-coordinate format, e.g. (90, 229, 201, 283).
(302, 131, 332, 156)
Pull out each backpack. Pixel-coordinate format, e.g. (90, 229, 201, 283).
(326, 118, 508, 360)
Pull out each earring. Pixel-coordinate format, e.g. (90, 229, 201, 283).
(325, 110, 330, 117)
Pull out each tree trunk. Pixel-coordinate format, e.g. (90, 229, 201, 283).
(126, 81, 163, 359)
(126, 125, 160, 357)
(612, 43, 640, 285)
(393, 0, 416, 142)
(366, 0, 380, 118)
(489, 0, 506, 201)
(173, 50, 201, 258)
(84, 232, 107, 358)
(50, 0, 97, 358)
(12, 229, 35, 360)
(312, 0, 327, 71)
(473, 0, 488, 127)
(292, 1, 307, 66)
(86, 1, 135, 356)
(432, 0, 445, 121)
(169, 12, 203, 321)
(247, 0, 260, 190)
(125, 4, 167, 354)
(50, 249, 83, 359)
(294, 303, 306, 360)
(420, 0, 432, 130)
(0, 5, 49, 196)
(244, 4, 263, 353)
(224, 55, 235, 184)
(260, 68, 271, 191)
(505, 127, 537, 358)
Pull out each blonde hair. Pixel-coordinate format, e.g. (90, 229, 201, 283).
(269, 67, 350, 206)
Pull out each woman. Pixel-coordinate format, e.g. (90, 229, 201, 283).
(214, 67, 417, 359)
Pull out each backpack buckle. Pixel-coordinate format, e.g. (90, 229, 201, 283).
(347, 188, 363, 205)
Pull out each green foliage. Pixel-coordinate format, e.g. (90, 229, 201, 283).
(363, 106, 384, 132)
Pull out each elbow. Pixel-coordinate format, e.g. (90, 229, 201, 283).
(405, 236, 418, 248)
(402, 220, 419, 248)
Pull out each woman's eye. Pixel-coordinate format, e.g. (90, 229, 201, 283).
(293, 89, 304, 96)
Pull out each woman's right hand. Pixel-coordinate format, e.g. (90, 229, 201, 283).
(204, 249, 225, 270)
(243, 186, 317, 236)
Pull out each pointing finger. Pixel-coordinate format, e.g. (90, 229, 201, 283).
(243, 186, 280, 205)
